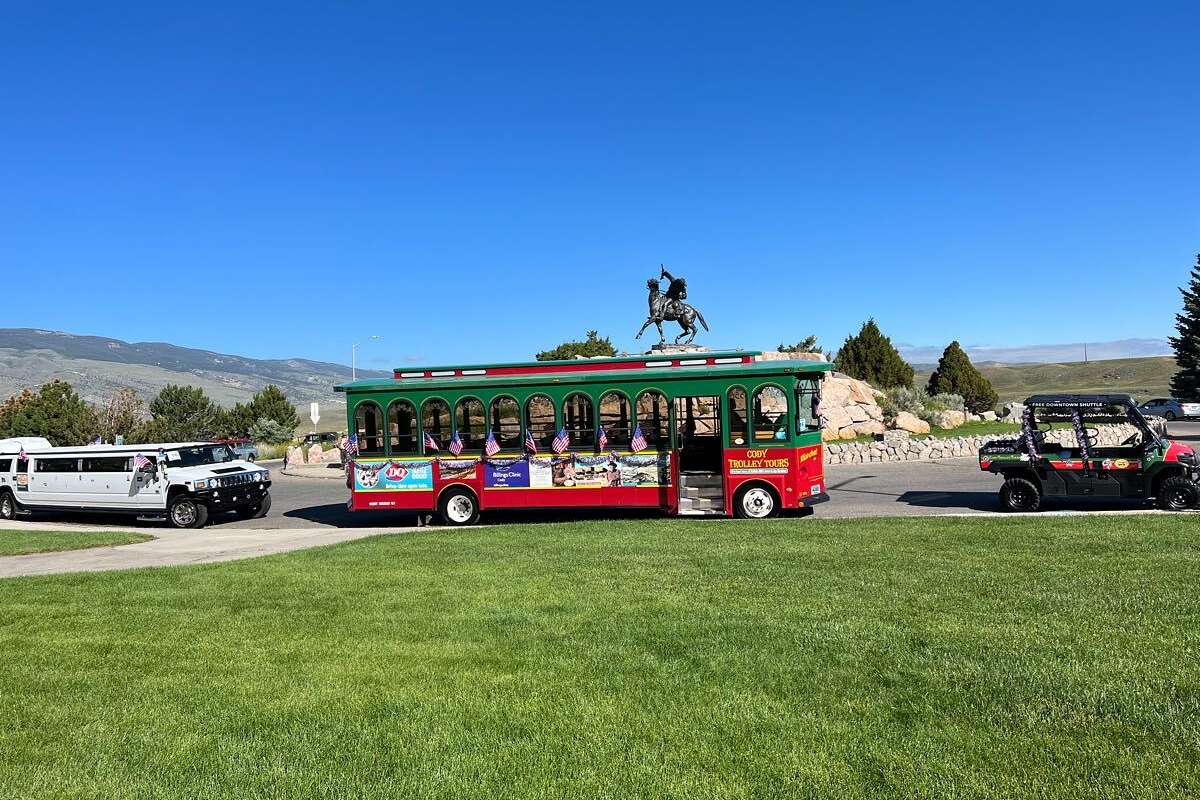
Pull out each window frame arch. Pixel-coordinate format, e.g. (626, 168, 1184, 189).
(634, 389, 671, 449)
(751, 382, 791, 444)
(454, 395, 487, 454)
(386, 398, 418, 455)
(524, 393, 557, 449)
(354, 400, 386, 456)
(562, 391, 596, 448)
(599, 390, 632, 449)
(420, 396, 452, 453)
(489, 394, 522, 451)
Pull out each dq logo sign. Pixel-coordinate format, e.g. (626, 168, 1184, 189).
(385, 465, 409, 481)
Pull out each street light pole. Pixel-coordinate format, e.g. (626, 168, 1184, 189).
(351, 335, 380, 381)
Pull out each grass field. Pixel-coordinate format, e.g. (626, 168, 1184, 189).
(0, 529, 152, 556)
(916, 356, 1179, 405)
(1, 516, 1198, 798)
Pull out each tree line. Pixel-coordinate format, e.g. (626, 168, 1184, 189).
(0, 382, 300, 447)
(541, 324, 999, 413)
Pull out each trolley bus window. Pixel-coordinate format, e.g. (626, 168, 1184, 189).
(422, 399, 451, 452)
(525, 394, 556, 447)
(387, 400, 417, 455)
(455, 397, 486, 453)
(795, 377, 821, 433)
(599, 391, 632, 448)
(490, 396, 521, 450)
(752, 385, 789, 443)
(728, 387, 749, 446)
(563, 393, 595, 447)
(635, 390, 670, 448)
(354, 401, 385, 456)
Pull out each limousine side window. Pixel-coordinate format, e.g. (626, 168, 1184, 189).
(0, 458, 10, 472)
(37, 458, 79, 473)
(82, 456, 132, 472)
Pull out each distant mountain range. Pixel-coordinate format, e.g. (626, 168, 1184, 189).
(0, 328, 388, 414)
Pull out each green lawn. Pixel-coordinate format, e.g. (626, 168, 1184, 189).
(0, 529, 153, 556)
(1, 516, 1197, 799)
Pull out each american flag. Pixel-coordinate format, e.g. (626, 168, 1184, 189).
(346, 434, 359, 455)
(552, 427, 569, 454)
(424, 432, 440, 452)
(597, 426, 608, 452)
(524, 428, 538, 455)
(484, 431, 500, 457)
(133, 453, 150, 469)
(17, 446, 27, 462)
(449, 432, 463, 456)
(630, 425, 647, 453)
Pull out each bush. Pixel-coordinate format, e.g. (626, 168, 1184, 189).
(879, 387, 928, 423)
(930, 393, 965, 412)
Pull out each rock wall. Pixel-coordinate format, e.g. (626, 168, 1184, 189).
(824, 423, 1158, 465)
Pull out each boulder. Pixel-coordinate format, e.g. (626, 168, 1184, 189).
(307, 444, 324, 464)
(1000, 402, 1025, 420)
(893, 411, 931, 434)
(822, 405, 854, 432)
(981, 411, 998, 422)
(846, 404, 870, 424)
(932, 410, 966, 429)
(850, 421, 886, 437)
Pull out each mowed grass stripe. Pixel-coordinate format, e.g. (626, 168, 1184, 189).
(0, 516, 1197, 799)
(0, 529, 153, 556)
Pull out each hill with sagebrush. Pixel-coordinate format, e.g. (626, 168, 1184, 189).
(0, 328, 388, 411)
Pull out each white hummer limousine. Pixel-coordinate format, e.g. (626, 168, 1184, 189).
(0, 438, 272, 528)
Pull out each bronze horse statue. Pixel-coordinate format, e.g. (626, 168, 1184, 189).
(636, 276, 709, 345)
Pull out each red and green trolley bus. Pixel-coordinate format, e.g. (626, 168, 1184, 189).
(336, 350, 830, 525)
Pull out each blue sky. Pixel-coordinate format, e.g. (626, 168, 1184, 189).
(4, 1, 1197, 370)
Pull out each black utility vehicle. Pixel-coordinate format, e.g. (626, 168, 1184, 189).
(979, 393, 1200, 512)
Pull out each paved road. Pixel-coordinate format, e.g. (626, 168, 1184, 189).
(8, 419, 1200, 578)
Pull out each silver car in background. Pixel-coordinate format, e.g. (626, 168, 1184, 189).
(1138, 398, 1200, 421)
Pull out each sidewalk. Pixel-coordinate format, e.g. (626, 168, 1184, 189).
(278, 458, 347, 480)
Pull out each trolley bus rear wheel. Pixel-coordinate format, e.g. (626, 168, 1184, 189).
(734, 484, 779, 519)
(439, 487, 480, 526)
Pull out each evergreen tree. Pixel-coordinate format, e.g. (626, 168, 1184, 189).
(778, 335, 822, 354)
(220, 402, 256, 439)
(536, 331, 617, 361)
(0, 388, 34, 438)
(248, 385, 299, 432)
(833, 319, 914, 389)
(248, 418, 294, 446)
(926, 341, 999, 413)
(138, 384, 221, 442)
(1170, 254, 1200, 399)
(96, 387, 147, 444)
(6, 380, 99, 445)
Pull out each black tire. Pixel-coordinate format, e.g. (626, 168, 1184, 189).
(235, 493, 272, 520)
(246, 454, 256, 463)
(1156, 475, 1199, 511)
(438, 487, 480, 526)
(1000, 477, 1041, 512)
(168, 495, 209, 529)
(1166, 411, 1177, 421)
(734, 484, 780, 519)
(0, 490, 19, 521)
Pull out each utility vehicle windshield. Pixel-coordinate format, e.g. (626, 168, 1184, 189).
(163, 445, 237, 467)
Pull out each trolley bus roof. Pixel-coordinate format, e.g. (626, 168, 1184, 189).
(336, 351, 831, 394)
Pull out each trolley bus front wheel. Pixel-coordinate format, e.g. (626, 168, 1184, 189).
(734, 484, 780, 519)
(439, 487, 480, 526)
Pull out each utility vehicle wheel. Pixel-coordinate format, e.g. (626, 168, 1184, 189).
(246, 454, 256, 462)
(235, 493, 272, 520)
(1156, 476, 1199, 511)
(1000, 477, 1041, 512)
(439, 487, 480, 526)
(0, 490, 19, 521)
(169, 495, 209, 529)
(1166, 410, 1177, 421)
(734, 484, 779, 519)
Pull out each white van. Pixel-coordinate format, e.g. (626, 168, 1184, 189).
(0, 438, 272, 528)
